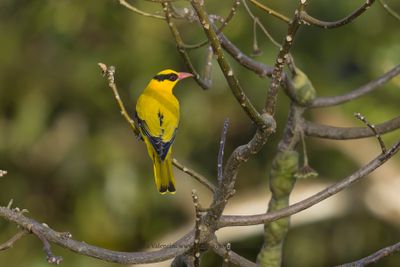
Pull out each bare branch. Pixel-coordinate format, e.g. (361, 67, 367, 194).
(118, 0, 165, 19)
(98, 63, 140, 136)
(172, 158, 215, 193)
(33, 226, 63, 265)
(219, 33, 274, 77)
(303, 116, 400, 140)
(312, 65, 400, 108)
(337, 241, 400, 267)
(379, 0, 400, 21)
(300, 0, 376, 29)
(248, 0, 290, 23)
(0, 206, 194, 264)
(219, 139, 400, 227)
(354, 112, 386, 153)
(242, 0, 281, 49)
(0, 230, 28, 251)
(218, 119, 230, 183)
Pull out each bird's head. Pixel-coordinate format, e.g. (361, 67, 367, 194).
(148, 69, 193, 92)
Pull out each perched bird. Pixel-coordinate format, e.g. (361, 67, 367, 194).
(135, 69, 193, 194)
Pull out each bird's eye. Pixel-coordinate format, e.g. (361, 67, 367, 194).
(168, 74, 178, 81)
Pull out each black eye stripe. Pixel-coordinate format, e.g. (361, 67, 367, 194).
(153, 73, 178, 82)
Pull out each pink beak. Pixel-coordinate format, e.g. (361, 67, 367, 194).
(178, 72, 194, 80)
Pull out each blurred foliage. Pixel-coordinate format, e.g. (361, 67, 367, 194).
(0, 0, 399, 266)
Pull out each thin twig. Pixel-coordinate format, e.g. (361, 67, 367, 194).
(218, 119, 230, 183)
(219, 32, 273, 77)
(34, 227, 63, 265)
(242, 0, 281, 48)
(379, 0, 400, 20)
(312, 65, 400, 108)
(248, 0, 290, 23)
(354, 112, 387, 153)
(337, 241, 400, 267)
(118, 0, 165, 19)
(172, 159, 216, 193)
(300, 0, 376, 29)
(98, 63, 140, 136)
(219, 139, 400, 227)
(303, 116, 400, 140)
(0, 230, 28, 251)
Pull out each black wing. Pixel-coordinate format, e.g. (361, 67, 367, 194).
(135, 112, 176, 161)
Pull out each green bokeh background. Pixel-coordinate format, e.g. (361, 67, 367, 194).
(0, 1, 399, 266)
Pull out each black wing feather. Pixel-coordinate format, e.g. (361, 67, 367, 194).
(135, 112, 176, 161)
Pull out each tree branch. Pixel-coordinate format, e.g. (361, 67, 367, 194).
(247, 0, 290, 24)
(219, 139, 400, 227)
(172, 158, 216, 193)
(300, 0, 376, 29)
(379, 0, 400, 21)
(337, 241, 400, 267)
(354, 112, 387, 153)
(0, 230, 27, 251)
(302, 116, 400, 140)
(218, 119, 229, 182)
(311, 65, 400, 108)
(118, 0, 166, 19)
(0, 206, 194, 264)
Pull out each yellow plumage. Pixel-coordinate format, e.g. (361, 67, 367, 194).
(135, 69, 193, 194)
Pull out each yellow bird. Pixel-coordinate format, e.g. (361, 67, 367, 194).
(135, 69, 193, 194)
